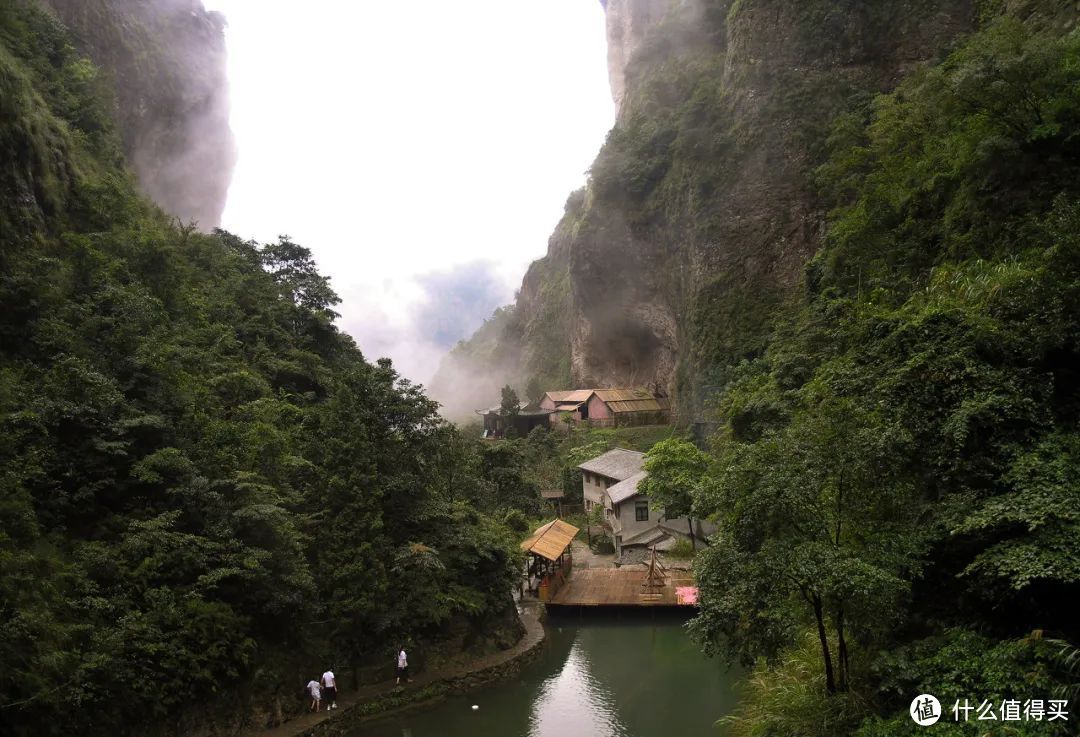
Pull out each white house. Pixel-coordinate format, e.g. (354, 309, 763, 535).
(578, 448, 712, 556)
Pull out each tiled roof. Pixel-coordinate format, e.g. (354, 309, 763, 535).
(593, 388, 654, 402)
(606, 398, 670, 413)
(607, 470, 647, 504)
(593, 388, 670, 413)
(577, 447, 645, 481)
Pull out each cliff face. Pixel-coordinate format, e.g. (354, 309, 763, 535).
(604, 0, 668, 113)
(433, 0, 979, 419)
(40, 0, 235, 228)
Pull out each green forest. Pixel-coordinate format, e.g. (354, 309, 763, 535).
(0, 3, 542, 734)
(666, 14, 1080, 737)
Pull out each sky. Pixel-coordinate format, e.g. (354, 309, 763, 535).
(202, 0, 615, 384)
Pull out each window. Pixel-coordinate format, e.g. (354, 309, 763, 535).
(635, 502, 649, 522)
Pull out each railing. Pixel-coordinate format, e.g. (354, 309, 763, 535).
(538, 562, 571, 603)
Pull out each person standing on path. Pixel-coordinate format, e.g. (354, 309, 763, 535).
(321, 668, 337, 710)
(306, 678, 321, 712)
(395, 647, 409, 685)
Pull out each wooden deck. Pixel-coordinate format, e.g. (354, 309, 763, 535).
(548, 568, 697, 607)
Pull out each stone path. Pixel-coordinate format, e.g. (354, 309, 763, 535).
(245, 602, 545, 737)
(571, 538, 616, 569)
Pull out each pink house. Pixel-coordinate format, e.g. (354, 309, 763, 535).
(541, 388, 670, 427)
(540, 390, 595, 421)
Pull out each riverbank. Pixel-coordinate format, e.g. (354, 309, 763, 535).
(242, 602, 545, 737)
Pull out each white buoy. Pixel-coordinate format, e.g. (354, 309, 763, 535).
(472, 705, 479, 710)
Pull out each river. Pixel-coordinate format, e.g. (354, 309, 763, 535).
(358, 612, 743, 737)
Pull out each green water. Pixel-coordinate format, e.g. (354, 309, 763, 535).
(358, 613, 743, 737)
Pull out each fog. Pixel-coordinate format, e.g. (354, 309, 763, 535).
(203, 0, 615, 384)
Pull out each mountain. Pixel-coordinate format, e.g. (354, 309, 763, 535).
(431, 0, 1076, 422)
(34, 0, 236, 228)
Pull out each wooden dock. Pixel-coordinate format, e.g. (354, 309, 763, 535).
(547, 568, 697, 607)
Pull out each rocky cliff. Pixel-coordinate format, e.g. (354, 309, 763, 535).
(40, 0, 234, 228)
(432, 0, 982, 419)
(603, 0, 668, 113)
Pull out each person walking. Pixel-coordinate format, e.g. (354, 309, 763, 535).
(395, 647, 409, 685)
(306, 677, 322, 712)
(321, 668, 337, 710)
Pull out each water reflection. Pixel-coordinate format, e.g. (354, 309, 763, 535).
(529, 640, 627, 737)
(358, 615, 741, 737)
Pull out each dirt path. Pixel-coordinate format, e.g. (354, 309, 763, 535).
(246, 602, 545, 737)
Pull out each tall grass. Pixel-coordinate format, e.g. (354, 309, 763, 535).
(718, 633, 868, 737)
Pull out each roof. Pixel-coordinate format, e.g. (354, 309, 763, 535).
(545, 390, 595, 403)
(593, 388, 654, 402)
(475, 402, 553, 416)
(622, 525, 669, 548)
(520, 519, 579, 561)
(608, 397, 671, 413)
(607, 470, 647, 504)
(540, 489, 565, 499)
(577, 447, 645, 481)
(593, 388, 670, 413)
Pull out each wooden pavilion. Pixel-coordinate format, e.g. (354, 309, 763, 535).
(520, 519, 579, 602)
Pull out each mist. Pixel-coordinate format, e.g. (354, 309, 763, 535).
(340, 261, 516, 386)
(203, 0, 615, 387)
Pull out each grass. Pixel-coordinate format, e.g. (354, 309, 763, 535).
(559, 424, 675, 455)
(666, 537, 695, 560)
(718, 633, 867, 737)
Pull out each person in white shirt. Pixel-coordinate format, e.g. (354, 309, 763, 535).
(305, 679, 321, 712)
(321, 669, 337, 710)
(395, 648, 409, 685)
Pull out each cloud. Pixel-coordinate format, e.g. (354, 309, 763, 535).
(339, 261, 514, 385)
(413, 261, 513, 350)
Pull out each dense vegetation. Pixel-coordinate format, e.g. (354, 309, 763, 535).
(672, 15, 1080, 737)
(0, 3, 525, 734)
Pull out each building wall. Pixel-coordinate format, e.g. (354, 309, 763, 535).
(587, 394, 613, 420)
(581, 471, 613, 509)
(611, 499, 716, 552)
(611, 497, 670, 542)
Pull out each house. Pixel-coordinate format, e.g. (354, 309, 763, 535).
(577, 447, 712, 556)
(578, 447, 644, 513)
(541, 388, 670, 428)
(586, 388, 670, 427)
(476, 402, 553, 439)
(539, 390, 595, 421)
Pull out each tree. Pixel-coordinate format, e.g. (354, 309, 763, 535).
(500, 385, 521, 417)
(260, 235, 341, 317)
(639, 437, 710, 551)
(525, 376, 545, 406)
(692, 399, 923, 694)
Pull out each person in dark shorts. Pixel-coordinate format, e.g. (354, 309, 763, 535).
(321, 668, 337, 710)
(395, 647, 409, 685)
